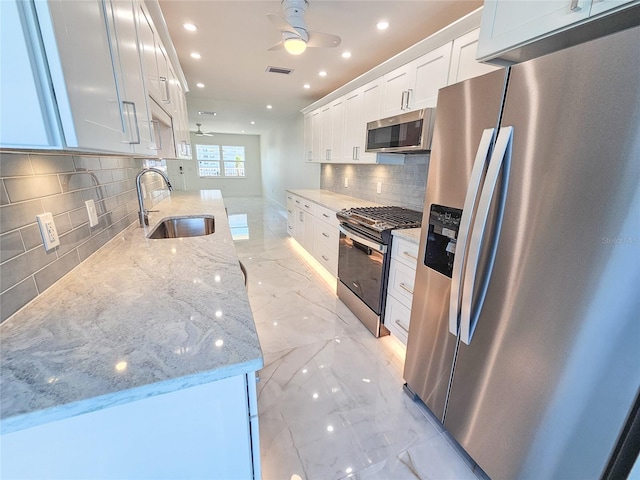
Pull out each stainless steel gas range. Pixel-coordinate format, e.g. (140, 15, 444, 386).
(336, 206, 422, 337)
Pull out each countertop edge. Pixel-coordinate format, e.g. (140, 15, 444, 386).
(1, 358, 263, 435)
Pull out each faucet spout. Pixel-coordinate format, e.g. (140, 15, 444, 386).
(136, 168, 173, 227)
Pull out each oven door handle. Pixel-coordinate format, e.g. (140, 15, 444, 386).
(339, 225, 387, 253)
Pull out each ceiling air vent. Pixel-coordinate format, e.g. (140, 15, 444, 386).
(198, 111, 217, 116)
(266, 66, 294, 75)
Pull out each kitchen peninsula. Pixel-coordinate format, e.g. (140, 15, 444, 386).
(0, 191, 263, 479)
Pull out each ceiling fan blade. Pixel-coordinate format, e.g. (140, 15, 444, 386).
(307, 31, 341, 48)
(267, 40, 284, 51)
(267, 13, 297, 34)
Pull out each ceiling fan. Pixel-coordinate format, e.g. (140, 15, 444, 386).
(193, 123, 214, 137)
(267, 0, 341, 55)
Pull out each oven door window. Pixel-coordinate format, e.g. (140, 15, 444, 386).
(338, 232, 385, 314)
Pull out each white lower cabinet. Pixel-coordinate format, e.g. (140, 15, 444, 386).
(286, 193, 340, 277)
(385, 236, 419, 345)
(1, 373, 261, 479)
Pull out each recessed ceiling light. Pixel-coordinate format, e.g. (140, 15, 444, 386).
(303, 84, 311, 89)
(266, 105, 273, 109)
(196, 82, 205, 88)
(241, 130, 245, 133)
(341, 51, 352, 59)
(190, 52, 201, 59)
(319, 71, 327, 77)
(250, 121, 255, 125)
(376, 21, 389, 30)
(183, 23, 197, 32)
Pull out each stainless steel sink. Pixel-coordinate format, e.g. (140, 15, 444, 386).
(147, 215, 215, 239)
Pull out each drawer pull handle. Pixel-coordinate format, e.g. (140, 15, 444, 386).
(287, 209, 292, 213)
(304, 204, 311, 208)
(322, 255, 329, 261)
(323, 213, 330, 218)
(395, 319, 409, 333)
(399, 283, 414, 295)
(322, 232, 330, 238)
(402, 251, 417, 261)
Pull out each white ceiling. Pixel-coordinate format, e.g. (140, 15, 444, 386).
(158, 0, 482, 136)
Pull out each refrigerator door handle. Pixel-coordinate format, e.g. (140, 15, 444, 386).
(460, 126, 513, 345)
(448, 128, 496, 337)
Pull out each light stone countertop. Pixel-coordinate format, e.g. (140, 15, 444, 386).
(0, 191, 263, 434)
(392, 227, 422, 245)
(287, 189, 382, 212)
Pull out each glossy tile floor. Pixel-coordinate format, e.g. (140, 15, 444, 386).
(225, 197, 482, 480)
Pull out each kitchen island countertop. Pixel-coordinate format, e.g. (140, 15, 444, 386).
(0, 190, 263, 434)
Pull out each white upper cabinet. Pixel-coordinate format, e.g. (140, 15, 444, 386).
(106, 0, 156, 155)
(408, 42, 453, 110)
(37, 0, 131, 152)
(380, 43, 453, 117)
(380, 63, 413, 117)
(448, 28, 501, 84)
(330, 96, 345, 162)
(477, 0, 638, 63)
(320, 104, 332, 162)
(342, 79, 380, 163)
(0, 0, 62, 149)
(310, 108, 322, 162)
(303, 113, 313, 162)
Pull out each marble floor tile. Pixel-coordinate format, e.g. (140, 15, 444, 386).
(225, 197, 478, 480)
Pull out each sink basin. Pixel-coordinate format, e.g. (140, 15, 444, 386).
(147, 215, 215, 239)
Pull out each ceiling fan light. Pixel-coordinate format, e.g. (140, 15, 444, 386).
(284, 37, 307, 55)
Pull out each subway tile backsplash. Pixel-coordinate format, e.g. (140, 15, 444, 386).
(0, 151, 169, 323)
(320, 160, 429, 212)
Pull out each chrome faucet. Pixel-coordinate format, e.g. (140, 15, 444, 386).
(136, 168, 173, 227)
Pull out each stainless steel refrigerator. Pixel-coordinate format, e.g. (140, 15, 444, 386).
(404, 25, 640, 479)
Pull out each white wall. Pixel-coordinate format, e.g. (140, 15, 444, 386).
(179, 132, 262, 196)
(260, 113, 320, 207)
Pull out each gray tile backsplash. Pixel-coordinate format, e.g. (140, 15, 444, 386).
(320, 160, 429, 212)
(0, 151, 170, 323)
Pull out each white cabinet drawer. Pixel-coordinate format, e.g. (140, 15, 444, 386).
(391, 237, 419, 269)
(315, 204, 339, 228)
(314, 240, 338, 276)
(387, 258, 416, 306)
(385, 294, 411, 345)
(314, 218, 339, 250)
(299, 198, 316, 216)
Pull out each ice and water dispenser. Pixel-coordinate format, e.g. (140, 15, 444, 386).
(424, 204, 462, 278)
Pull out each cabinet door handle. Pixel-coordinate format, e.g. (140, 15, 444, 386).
(400, 90, 407, 110)
(122, 101, 141, 145)
(287, 209, 292, 214)
(150, 119, 161, 150)
(352, 146, 356, 160)
(295, 200, 300, 204)
(356, 146, 360, 160)
(395, 319, 409, 334)
(399, 282, 414, 295)
(322, 213, 330, 219)
(569, 0, 581, 10)
(405, 89, 413, 110)
(304, 204, 311, 209)
(402, 251, 417, 261)
(322, 255, 329, 262)
(159, 77, 170, 103)
(322, 232, 330, 238)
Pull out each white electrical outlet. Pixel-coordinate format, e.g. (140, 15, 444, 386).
(377, 182, 382, 194)
(85, 199, 99, 227)
(344, 177, 349, 187)
(36, 213, 60, 251)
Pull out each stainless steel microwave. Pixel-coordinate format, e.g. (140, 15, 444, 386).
(365, 108, 436, 153)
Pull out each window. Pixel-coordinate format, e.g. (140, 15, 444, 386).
(196, 144, 245, 178)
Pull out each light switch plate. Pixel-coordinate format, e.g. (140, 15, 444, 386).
(36, 213, 60, 251)
(85, 199, 99, 227)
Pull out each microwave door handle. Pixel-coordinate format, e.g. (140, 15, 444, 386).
(459, 126, 513, 345)
(448, 128, 495, 338)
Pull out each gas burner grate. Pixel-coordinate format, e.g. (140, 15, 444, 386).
(338, 206, 422, 231)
